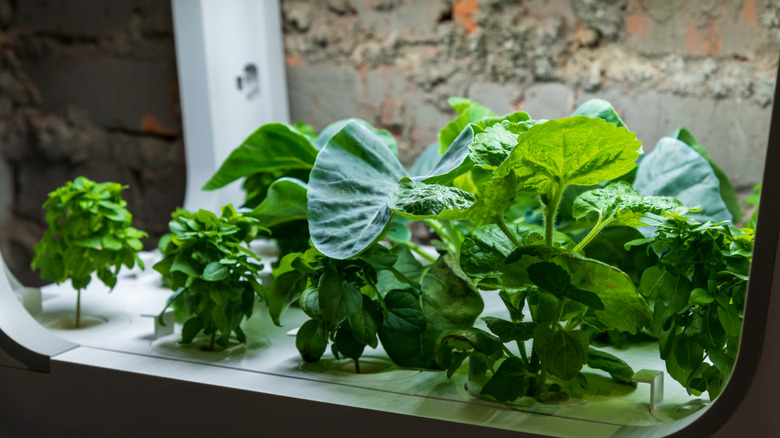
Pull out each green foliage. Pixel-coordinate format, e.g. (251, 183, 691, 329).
(31, 176, 147, 327)
(268, 242, 483, 371)
(745, 183, 761, 230)
(307, 120, 473, 260)
(633, 137, 731, 223)
(571, 99, 627, 128)
(630, 213, 752, 399)
(154, 205, 265, 350)
(671, 127, 742, 223)
(202, 123, 318, 191)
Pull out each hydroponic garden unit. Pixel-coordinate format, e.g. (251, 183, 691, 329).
(3, 3, 780, 438)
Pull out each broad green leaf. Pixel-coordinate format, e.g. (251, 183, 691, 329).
(655, 272, 692, 314)
(375, 245, 424, 294)
(388, 178, 475, 220)
(435, 328, 504, 361)
(296, 319, 328, 362)
(419, 125, 475, 185)
(534, 325, 589, 381)
(480, 357, 531, 401)
(307, 121, 409, 259)
(689, 288, 715, 306)
(203, 123, 318, 190)
(171, 253, 199, 278)
(381, 290, 427, 334)
(420, 257, 484, 329)
(571, 99, 627, 128)
(300, 286, 321, 318)
(572, 182, 685, 227)
(469, 119, 539, 170)
(586, 348, 635, 385)
(181, 317, 204, 344)
(686, 310, 726, 350)
(633, 137, 731, 223)
(308, 122, 473, 259)
(672, 127, 742, 223)
(267, 269, 308, 326)
(527, 261, 571, 299)
(555, 253, 651, 333)
(460, 223, 574, 282)
(438, 97, 496, 153)
(483, 317, 535, 343)
(496, 116, 642, 199)
(317, 267, 363, 330)
(378, 290, 435, 369)
(202, 261, 229, 282)
(716, 297, 741, 338)
(245, 178, 308, 227)
(315, 118, 398, 154)
(347, 295, 380, 348)
(333, 325, 366, 365)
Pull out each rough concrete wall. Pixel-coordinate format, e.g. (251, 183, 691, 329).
(0, 0, 184, 285)
(281, 0, 780, 192)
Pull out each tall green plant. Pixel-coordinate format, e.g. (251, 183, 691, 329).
(31, 176, 147, 328)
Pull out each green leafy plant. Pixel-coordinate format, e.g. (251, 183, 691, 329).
(31, 176, 147, 328)
(154, 205, 266, 351)
(267, 241, 483, 372)
(630, 214, 752, 399)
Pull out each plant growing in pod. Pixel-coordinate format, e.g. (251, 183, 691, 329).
(154, 205, 266, 351)
(629, 214, 752, 399)
(31, 176, 147, 328)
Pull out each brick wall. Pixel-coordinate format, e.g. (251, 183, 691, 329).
(1, 0, 778, 285)
(0, 0, 184, 285)
(282, 0, 780, 185)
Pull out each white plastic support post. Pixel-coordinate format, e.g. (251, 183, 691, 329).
(632, 369, 665, 411)
(171, 0, 290, 213)
(141, 311, 175, 340)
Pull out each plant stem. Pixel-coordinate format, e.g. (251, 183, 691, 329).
(442, 220, 462, 255)
(402, 240, 437, 263)
(516, 340, 529, 366)
(496, 215, 523, 248)
(209, 331, 216, 351)
(572, 217, 612, 253)
(354, 359, 361, 374)
(75, 289, 81, 329)
(544, 185, 566, 246)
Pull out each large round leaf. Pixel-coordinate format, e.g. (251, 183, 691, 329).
(315, 118, 398, 154)
(496, 116, 642, 198)
(308, 121, 409, 259)
(202, 123, 318, 190)
(634, 137, 732, 223)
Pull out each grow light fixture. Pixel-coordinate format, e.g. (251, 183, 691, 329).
(2, 3, 780, 438)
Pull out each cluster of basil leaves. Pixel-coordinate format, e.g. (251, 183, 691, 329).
(153, 206, 266, 351)
(31, 176, 148, 328)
